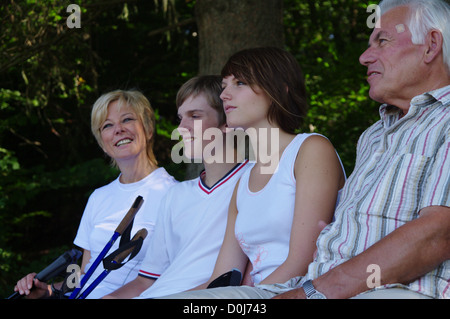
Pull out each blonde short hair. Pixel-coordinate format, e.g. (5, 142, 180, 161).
(91, 90, 157, 168)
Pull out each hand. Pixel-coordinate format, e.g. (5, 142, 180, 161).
(272, 287, 306, 299)
(14, 273, 50, 299)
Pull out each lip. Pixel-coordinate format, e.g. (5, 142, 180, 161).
(182, 136, 195, 144)
(224, 105, 237, 113)
(115, 138, 133, 147)
(367, 70, 381, 81)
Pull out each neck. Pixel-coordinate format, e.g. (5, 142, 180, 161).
(247, 126, 295, 168)
(117, 158, 157, 184)
(201, 144, 242, 188)
(392, 70, 450, 115)
(201, 161, 239, 188)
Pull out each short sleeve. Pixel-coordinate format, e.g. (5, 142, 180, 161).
(73, 191, 96, 250)
(138, 191, 172, 279)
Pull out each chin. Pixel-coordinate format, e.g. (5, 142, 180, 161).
(226, 120, 245, 130)
(368, 89, 387, 105)
(183, 147, 203, 162)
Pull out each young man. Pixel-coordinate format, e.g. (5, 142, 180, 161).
(104, 75, 249, 298)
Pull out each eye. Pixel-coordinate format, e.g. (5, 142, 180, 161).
(101, 123, 112, 131)
(378, 38, 388, 46)
(236, 79, 247, 86)
(122, 117, 135, 123)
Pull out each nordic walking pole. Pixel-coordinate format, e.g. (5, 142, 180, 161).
(7, 248, 82, 299)
(77, 228, 148, 299)
(69, 195, 144, 299)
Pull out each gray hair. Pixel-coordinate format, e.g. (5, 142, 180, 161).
(379, 0, 450, 73)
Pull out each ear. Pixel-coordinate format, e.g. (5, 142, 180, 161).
(424, 29, 443, 64)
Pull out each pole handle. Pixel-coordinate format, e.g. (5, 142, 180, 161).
(115, 196, 143, 235)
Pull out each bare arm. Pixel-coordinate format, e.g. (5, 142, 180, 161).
(103, 275, 155, 299)
(275, 205, 450, 298)
(260, 135, 345, 285)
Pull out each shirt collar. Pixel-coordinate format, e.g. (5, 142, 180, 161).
(379, 84, 450, 123)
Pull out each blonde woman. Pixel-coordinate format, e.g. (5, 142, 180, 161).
(14, 90, 177, 299)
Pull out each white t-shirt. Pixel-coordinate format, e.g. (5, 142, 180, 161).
(138, 160, 250, 298)
(235, 134, 344, 284)
(73, 167, 177, 298)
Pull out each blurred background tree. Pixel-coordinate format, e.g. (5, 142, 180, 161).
(0, 0, 378, 295)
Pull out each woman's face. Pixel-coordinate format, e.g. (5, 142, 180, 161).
(220, 75, 272, 130)
(99, 100, 149, 165)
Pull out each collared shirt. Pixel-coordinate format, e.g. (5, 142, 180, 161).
(307, 85, 450, 298)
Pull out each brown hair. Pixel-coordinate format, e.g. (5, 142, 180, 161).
(176, 75, 226, 126)
(221, 47, 308, 134)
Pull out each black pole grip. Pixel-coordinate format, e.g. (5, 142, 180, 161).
(6, 249, 82, 299)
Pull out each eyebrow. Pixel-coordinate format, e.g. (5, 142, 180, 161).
(104, 112, 135, 122)
(368, 30, 389, 47)
(177, 109, 206, 117)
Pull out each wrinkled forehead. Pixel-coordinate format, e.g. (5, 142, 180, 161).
(369, 6, 410, 42)
(379, 5, 409, 30)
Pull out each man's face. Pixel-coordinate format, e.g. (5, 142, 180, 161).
(359, 6, 427, 108)
(177, 93, 225, 161)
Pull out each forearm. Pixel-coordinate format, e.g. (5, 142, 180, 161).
(260, 257, 308, 285)
(275, 206, 450, 299)
(103, 276, 155, 299)
(314, 206, 450, 299)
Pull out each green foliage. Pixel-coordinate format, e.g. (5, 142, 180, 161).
(284, 0, 380, 171)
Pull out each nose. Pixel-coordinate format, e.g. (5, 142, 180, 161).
(176, 124, 191, 142)
(359, 46, 375, 67)
(114, 122, 125, 134)
(177, 117, 192, 139)
(220, 86, 230, 101)
(178, 117, 188, 130)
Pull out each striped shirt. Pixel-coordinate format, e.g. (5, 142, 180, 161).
(307, 85, 450, 298)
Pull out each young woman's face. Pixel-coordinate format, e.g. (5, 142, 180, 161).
(100, 100, 149, 164)
(220, 75, 272, 130)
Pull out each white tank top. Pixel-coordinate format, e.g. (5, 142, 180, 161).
(235, 133, 327, 284)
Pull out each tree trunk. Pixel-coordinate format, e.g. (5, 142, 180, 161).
(196, 0, 284, 75)
(184, 0, 285, 179)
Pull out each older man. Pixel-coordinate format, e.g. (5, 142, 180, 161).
(273, 0, 450, 299)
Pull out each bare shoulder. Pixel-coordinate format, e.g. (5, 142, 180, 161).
(297, 134, 338, 161)
(295, 134, 345, 187)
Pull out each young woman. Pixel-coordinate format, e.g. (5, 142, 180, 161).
(14, 90, 177, 299)
(160, 47, 346, 299)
